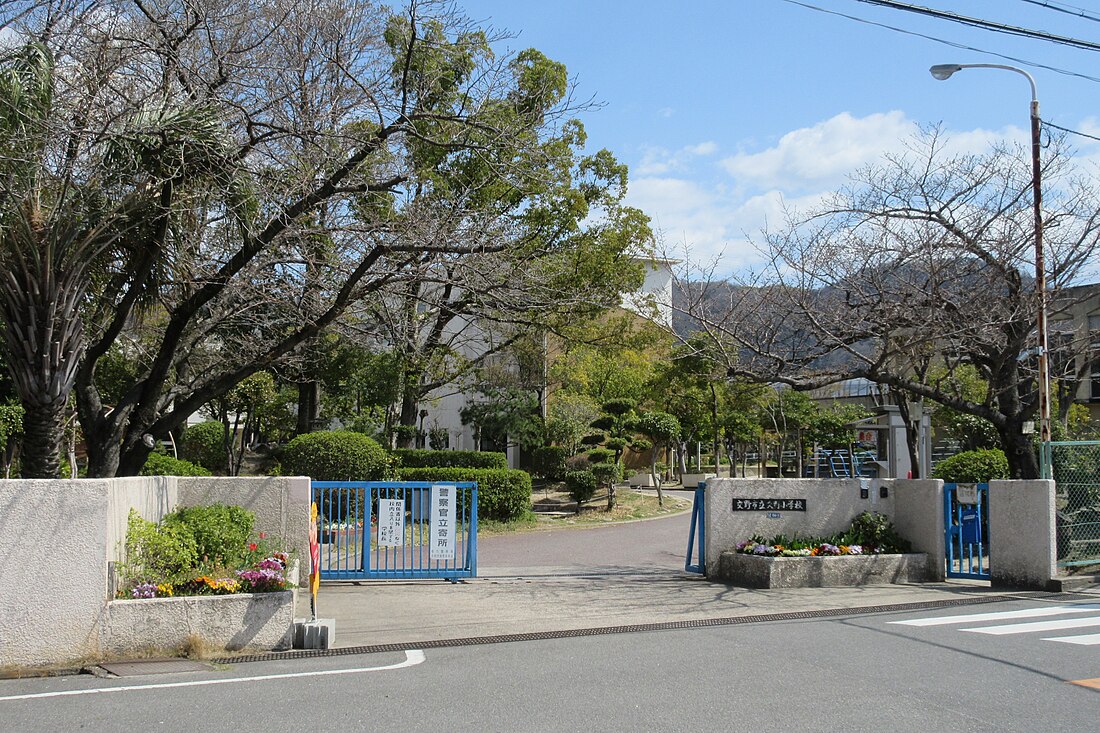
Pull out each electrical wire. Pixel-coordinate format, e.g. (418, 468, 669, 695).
(1018, 0, 1100, 25)
(781, 0, 1100, 84)
(1043, 120, 1100, 144)
(855, 0, 1100, 52)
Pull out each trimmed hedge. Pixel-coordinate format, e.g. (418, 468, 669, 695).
(565, 469, 597, 504)
(141, 452, 212, 477)
(396, 467, 531, 521)
(181, 421, 226, 473)
(392, 449, 507, 470)
(530, 446, 567, 481)
(283, 430, 392, 481)
(931, 448, 1010, 483)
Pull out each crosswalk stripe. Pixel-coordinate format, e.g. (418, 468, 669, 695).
(888, 605, 1099, 627)
(962, 616, 1100, 635)
(1044, 633, 1100, 646)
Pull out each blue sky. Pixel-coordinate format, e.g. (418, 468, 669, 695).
(460, 0, 1100, 270)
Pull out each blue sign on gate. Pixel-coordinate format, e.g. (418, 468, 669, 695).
(311, 481, 478, 582)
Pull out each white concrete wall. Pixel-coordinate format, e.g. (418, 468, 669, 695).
(177, 476, 311, 558)
(0, 476, 308, 668)
(704, 478, 907, 577)
(892, 479, 946, 581)
(0, 479, 113, 667)
(989, 479, 1057, 590)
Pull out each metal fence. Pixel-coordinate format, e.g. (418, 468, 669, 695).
(943, 482, 990, 580)
(312, 481, 478, 581)
(1049, 441, 1100, 571)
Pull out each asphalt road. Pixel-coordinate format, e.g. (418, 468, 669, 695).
(478, 490, 696, 576)
(3, 595, 1097, 732)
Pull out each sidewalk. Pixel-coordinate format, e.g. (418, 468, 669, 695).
(297, 569, 1031, 650)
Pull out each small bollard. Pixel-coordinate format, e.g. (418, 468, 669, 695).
(293, 618, 336, 650)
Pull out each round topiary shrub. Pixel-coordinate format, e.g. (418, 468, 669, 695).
(931, 448, 1010, 483)
(141, 452, 212, 477)
(565, 469, 598, 505)
(530, 446, 568, 481)
(181, 421, 227, 473)
(281, 430, 391, 481)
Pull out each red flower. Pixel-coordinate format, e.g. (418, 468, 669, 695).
(249, 543, 258, 552)
(258, 532, 268, 540)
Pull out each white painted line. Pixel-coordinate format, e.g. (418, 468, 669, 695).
(1043, 633, 1100, 646)
(889, 606, 1099, 627)
(963, 617, 1100, 635)
(0, 650, 426, 703)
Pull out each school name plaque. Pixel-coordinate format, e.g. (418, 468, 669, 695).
(732, 498, 807, 512)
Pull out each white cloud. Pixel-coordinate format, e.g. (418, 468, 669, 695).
(720, 111, 918, 192)
(657, 107, 675, 118)
(635, 140, 719, 176)
(629, 111, 1057, 277)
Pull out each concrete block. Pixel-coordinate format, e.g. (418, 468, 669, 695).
(294, 618, 336, 650)
(713, 552, 931, 589)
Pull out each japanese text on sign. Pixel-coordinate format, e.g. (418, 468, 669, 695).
(429, 484, 457, 561)
(378, 498, 405, 547)
(732, 498, 807, 512)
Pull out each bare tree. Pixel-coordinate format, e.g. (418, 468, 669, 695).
(669, 128, 1100, 479)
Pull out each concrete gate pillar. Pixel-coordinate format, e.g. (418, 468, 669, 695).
(988, 479, 1057, 590)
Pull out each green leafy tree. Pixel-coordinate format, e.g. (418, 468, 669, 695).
(634, 411, 680, 506)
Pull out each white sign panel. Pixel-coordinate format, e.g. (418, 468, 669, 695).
(429, 484, 457, 561)
(377, 498, 405, 547)
(956, 483, 979, 505)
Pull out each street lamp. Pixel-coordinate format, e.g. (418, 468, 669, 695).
(930, 63, 1052, 477)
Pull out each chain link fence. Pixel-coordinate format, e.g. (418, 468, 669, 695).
(1050, 441, 1100, 572)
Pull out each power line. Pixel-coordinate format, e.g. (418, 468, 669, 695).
(781, 0, 1100, 85)
(1043, 120, 1100, 144)
(855, 0, 1100, 52)
(1019, 0, 1100, 25)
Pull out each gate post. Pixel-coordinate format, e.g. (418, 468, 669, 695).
(988, 479, 1057, 590)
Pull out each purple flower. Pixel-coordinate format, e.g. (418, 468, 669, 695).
(131, 582, 158, 599)
(847, 545, 863, 555)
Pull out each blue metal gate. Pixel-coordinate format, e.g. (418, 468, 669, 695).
(944, 482, 990, 580)
(312, 481, 477, 581)
(685, 484, 706, 574)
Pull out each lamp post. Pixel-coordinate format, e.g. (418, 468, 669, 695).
(930, 63, 1051, 478)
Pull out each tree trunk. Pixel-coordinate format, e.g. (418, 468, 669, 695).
(1000, 421, 1040, 479)
(19, 399, 65, 478)
(396, 387, 419, 448)
(296, 380, 320, 435)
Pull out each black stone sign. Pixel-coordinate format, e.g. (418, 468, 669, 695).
(732, 498, 807, 512)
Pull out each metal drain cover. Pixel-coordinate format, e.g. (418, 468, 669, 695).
(97, 658, 212, 677)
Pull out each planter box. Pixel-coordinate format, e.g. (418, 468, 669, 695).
(628, 472, 656, 487)
(714, 552, 930, 589)
(681, 473, 716, 489)
(102, 588, 296, 655)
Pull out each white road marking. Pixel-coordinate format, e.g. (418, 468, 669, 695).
(963, 617, 1100, 635)
(1044, 633, 1100, 646)
(0, 650, 425, 703)
(889, 606, 1100, 627)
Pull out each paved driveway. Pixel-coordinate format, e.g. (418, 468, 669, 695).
(478, 490, 697, 577)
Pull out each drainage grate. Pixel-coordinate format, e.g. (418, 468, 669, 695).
(97, 659, 213, 677)
(213, 594, 1025, 665)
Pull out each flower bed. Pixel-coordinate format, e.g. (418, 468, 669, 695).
(108, 504, 301, 654)
(712, 512, 928, 588)
(715, 551, 930, 588)
(103, 587, 296, 655)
